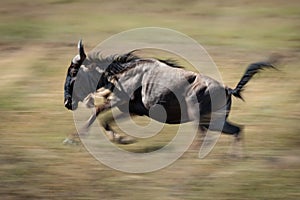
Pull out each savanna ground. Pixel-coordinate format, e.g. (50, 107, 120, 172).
(0, 0, 300, 199)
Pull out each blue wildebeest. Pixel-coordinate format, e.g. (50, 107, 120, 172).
(63, 40, 276, 145)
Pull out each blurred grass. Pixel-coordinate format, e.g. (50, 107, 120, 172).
(0, 0, 299, 48)
(0, 0, 300, 199)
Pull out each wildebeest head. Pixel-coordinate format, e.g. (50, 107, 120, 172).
(64, 40, 86, 110)
(63, 41, 152, 111)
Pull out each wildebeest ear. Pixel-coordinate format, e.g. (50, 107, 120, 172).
(78, 39, 86, 61)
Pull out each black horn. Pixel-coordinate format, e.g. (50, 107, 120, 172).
(78, 39, 86, 61)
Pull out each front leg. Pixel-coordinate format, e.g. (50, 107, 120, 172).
(63, 101, 135, 145)
(63, 101, 112, 145)
(101, 112, 136, 144)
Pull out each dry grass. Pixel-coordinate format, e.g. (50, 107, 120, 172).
(0, 0, 300, 199)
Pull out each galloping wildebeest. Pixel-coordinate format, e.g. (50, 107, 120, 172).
(63, 40, 276, 145)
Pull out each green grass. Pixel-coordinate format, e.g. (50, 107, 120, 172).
(0, 0, 300, 199)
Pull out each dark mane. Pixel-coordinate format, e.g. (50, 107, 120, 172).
(157, 58, 183, 68)
(105, 51, 141, 76)
(100, 51, 183, 77)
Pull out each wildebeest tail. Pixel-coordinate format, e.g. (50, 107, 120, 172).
(229, 61, 277, 100)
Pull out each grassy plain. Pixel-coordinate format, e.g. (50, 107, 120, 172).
(0, 0, 299, 199)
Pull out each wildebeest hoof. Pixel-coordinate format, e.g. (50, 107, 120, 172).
(112, 135, 136, 144)
(234, 133, 242, 142)
(117, 136, 136, 144)
(107, 131, 136, 144)
(62, 138, 80, 145)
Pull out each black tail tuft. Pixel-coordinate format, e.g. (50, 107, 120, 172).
(229, 88, 245, 101)
(229, 61, 277, 100)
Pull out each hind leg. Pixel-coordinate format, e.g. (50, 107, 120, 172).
(221, 121, 245, 158)
(203, 120, 241, 139)
(204, 120, 244, 157)
(221, 121, 242, 141)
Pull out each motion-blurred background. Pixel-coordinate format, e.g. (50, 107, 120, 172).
(0, 0, 299, 199)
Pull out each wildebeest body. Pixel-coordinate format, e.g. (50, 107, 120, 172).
(64, 40, 276, 144)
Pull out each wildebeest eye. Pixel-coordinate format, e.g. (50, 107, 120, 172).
(70, 66, 79, 77)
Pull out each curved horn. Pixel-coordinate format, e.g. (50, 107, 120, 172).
(78, 39, 86, 60)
